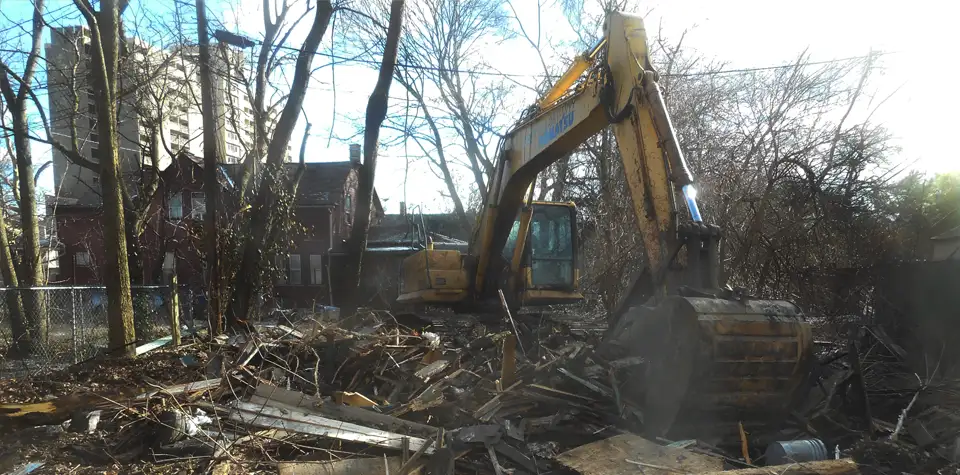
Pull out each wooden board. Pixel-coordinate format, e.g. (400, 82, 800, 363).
(228, 401, 435, 453)
(278, 457, 419, 475)
(698, 459, 859, 475)
(251, 384, 437, 437)
(556, 434, 722, 475)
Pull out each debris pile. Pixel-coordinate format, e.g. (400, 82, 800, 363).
(0, 311, 955, 474)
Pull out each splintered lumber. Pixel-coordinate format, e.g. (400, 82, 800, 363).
(414, 360, 451, 381)
(277, 457, 418, 475)
(228, 400, 435, 453)
(0, 393, 116, 427)
(556, 434, 722, 475)
(134, 378, 221, 401)
(697, 458, 859, 475)
(251, 384, 437, 437)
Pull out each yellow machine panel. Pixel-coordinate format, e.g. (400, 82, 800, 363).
(397, 249, 469, 304)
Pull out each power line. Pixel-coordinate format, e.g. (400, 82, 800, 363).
(662, 52, 895, 78)
(265, 37, 894, 79)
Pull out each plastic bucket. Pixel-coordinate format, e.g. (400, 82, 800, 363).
(764, 439, 828, 465)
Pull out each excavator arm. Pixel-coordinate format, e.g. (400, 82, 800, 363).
(471, 12, 700, 303)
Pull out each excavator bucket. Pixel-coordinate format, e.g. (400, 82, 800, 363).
(601, 296, 814, 442)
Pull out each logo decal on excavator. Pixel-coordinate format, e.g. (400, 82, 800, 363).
(538, 105, 575, 149)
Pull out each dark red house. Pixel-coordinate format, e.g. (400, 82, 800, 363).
(50, 147, 384, 309)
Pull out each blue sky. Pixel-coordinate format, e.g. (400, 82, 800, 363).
(2, 0, 958, 214)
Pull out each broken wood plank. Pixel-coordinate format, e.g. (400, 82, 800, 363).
(135, 336, 172, 356)
(473, 380, 523, 420)
(134, 378, 221, 401)
(228, 401, 435, 453)
(334, 391, 379, 407)
(556, 434, 721, 475)
(250, 385, 437, 437)
(414, 360, 450, 381)
(697, 458, 859, 475)
(500, 334, 517, 389)
(277, 457, 419, 475)
(557, 368, 611, 397)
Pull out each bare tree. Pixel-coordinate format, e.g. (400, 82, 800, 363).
(69, 0, 138, 355)
(224, 0, 336, 329)
(0, 0, 47, 355)
(345, 0, 510, 232)
(339, 0, 405, 318)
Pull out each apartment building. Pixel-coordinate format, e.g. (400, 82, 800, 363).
(45, 26, 261, 206)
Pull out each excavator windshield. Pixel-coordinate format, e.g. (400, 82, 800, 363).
(502, 203, 577, 289)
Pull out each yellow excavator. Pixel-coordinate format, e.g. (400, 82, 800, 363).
(397, 11, 813, 439)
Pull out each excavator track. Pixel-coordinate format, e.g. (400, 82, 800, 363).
(601, 296, 814, 442)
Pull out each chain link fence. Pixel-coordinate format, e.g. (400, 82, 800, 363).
(0, 285, 197, 377)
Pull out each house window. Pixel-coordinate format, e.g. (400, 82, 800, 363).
(163, 252, 175, 270)
(162, 252, 175, 282)
(274, 254, 301, 285)
(309, 255, 323, 285)
(168, 192, 183, 219)
(344, 194, 352, 224)
(227, 143, 240, 153)
(75, 250, 92, 267)
(47, 249, 59, 269)
(289, 255, 302, 285)
(190, 192, 206, 219)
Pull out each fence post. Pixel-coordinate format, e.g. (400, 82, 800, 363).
(169, 272, 181, 347)
(71, 288, 78, 364)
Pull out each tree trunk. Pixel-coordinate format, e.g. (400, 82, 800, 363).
(339, 0, 405, 318)
(84, 0, 136, 356)
(7, 99, 45, 351)
(0, 204, 27, 356)
(0, 0, 49, 355)
(228, 1, 334, 326)
(196, 0, 224, 334)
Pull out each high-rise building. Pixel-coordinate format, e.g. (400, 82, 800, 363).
(46, 27, 262, 205)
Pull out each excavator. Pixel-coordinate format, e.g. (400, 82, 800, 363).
(397, 11, 814, 440)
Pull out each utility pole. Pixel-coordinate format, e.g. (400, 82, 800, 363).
(196, 0, 224, 334)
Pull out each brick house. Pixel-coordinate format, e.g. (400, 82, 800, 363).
(50, 146, 385, 309)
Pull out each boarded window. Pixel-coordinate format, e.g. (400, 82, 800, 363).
(75, 250, 92, 267)
(289, 255, 302, 285)
(309, 255, 323, 285)
(163, 252, 175, 270)
(190, 192, 206, 219)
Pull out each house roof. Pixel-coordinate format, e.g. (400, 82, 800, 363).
(932, 225, 960, 241)
(295, 162, 356, 205)
(220, 161, 362, 206)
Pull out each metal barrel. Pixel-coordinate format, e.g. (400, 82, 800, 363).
(764, 439, 829, 465)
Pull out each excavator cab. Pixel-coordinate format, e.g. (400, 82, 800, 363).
(501, 202, 583, 306)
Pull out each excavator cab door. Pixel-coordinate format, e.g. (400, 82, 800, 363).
(502, 203, 581, 306)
